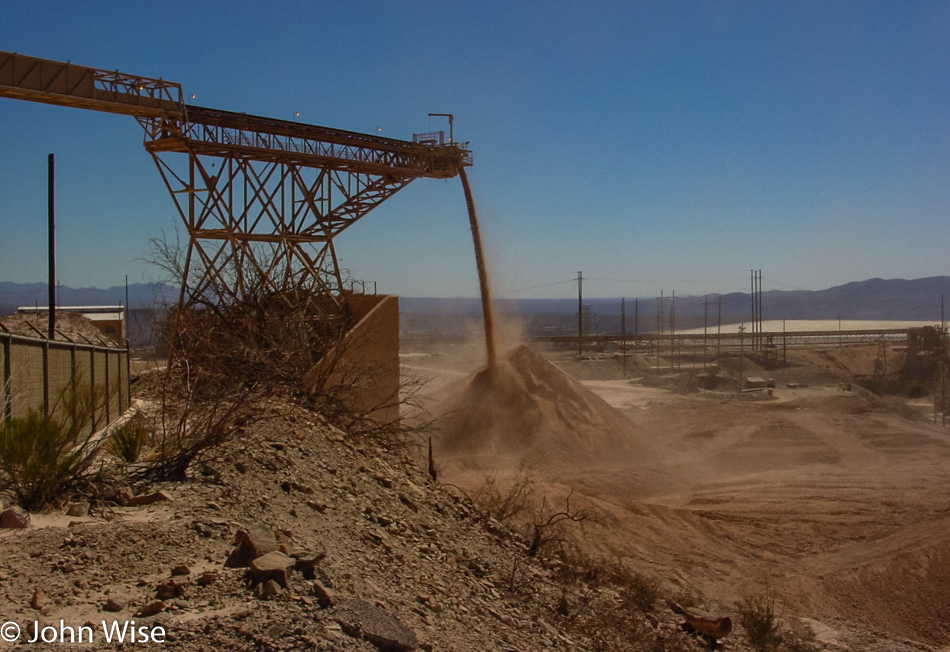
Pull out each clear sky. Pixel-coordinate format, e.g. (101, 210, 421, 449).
(1, 1, 948, 300)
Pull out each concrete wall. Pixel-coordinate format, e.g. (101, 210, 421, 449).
(319, 294, 400, 425)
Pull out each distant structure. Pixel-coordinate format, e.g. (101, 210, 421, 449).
(17, 305, 125, 344)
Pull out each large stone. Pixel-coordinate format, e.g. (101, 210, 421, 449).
(311, 580, 336, 608)
(334, 598, 419, 651)
(248, 551, 295, 588)
(225, 526, 279, 568)
(0, 506, 30, 529)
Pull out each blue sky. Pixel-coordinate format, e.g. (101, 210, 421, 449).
(1, 1, 948, 300)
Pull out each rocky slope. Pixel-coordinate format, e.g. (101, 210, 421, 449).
(0, 389, 939, 650)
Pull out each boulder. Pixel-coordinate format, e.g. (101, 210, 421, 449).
(225, 526, 279, 568)
(0, 506, 30, 529)
(248, 551, 295, 588)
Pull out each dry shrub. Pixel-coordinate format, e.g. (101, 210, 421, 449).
(738, 590, 820, 652)
(103, 414, 151, 463)
(528, 488, 590, 557)
(548, 550, 695, 652)
(0, 379, 109, 509)
(738, 584, 785, 651)
(470, 467, 535, 524)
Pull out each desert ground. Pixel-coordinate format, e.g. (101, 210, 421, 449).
(406, 337, 950, 650)
(2, 323, 949, 650)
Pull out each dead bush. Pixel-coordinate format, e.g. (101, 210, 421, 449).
(470, 466, 535, 524)
(528, 487, 590, 557)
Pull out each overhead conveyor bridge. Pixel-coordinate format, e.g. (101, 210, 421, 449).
(0, 51, 472, 304)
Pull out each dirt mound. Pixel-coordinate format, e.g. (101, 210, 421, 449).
(434, 345, 655, 470)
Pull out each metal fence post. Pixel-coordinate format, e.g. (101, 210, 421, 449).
(124, 340, 131, 412)
(42, 338, 50, 417)
(89, 347, 97, 433)
(104, 349, 111, 424)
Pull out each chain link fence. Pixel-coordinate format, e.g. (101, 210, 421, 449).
(1, 331, 131, 434)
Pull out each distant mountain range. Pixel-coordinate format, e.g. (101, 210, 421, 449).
(0, 282, 177, 316)
(400, 276, 950, 335)
(4, 277, 949, 337)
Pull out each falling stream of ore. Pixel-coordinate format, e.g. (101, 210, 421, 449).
(458, 167, 497, 372)
(443, 170, 657, 472)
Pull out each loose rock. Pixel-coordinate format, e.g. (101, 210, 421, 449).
(248, 550, 295, 588)
(225, 526, 279, 568)
(334, 598, 419, 651)
(0, 505, 30, 528)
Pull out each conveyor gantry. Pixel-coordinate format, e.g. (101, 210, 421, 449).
(0, 51, 472, 303)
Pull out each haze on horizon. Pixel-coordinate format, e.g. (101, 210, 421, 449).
(1, 2, 948, 301)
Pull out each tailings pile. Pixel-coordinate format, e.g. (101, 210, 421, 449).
(434, 345, 656, 472)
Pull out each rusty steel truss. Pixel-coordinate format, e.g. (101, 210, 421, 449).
(0, 51, 471, 305)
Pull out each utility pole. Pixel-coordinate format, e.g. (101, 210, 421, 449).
(48, 153, 56, 340)
(738, 324, 745, 392)
(702, 294, 711, 369)
(750, 270, 756, 351)
(577, 271, 583, 356)
(758, 269, 763, 347)
(657, 291, 665, 370)
(717, 295, 725, 361)
(670, 290, 676, 370)
(621, 297, 627, 379)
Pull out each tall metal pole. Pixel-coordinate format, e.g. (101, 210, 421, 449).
(717, 295, 723, 360)
(758, 270, 763, 339)
(577, 271, 583, 356)
(657, 291, 664, 370)
(670, 289, 676, 371)
(48, 153, 56, 340)
(738, 325, 745, 392)
(702, 294, 709, 369)
(621, 297, 627, 378)
(749, 269, 755, 349)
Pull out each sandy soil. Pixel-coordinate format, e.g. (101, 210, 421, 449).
(424, 344, 950, 649)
